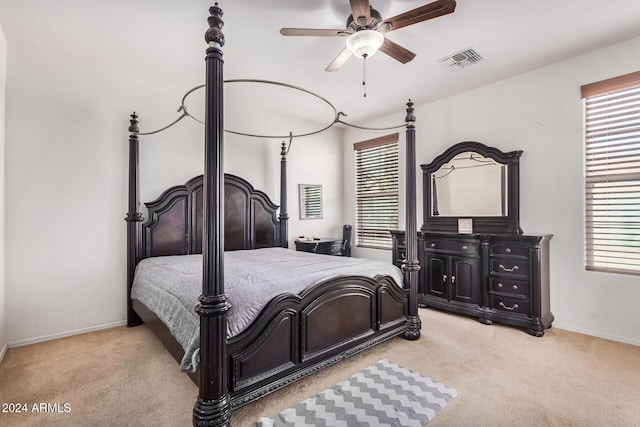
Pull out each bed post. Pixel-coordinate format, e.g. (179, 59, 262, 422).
(403, 100, 421, 340)
(125, 112, 143, 327)
(193, 4, 232, 427)
(279, 141, 289, 248)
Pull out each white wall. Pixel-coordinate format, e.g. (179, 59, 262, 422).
(0, 23, 7, 362)
(286, 127, 346, 243)
(344, 36, 640, 346)
(4, 41, 344, 346)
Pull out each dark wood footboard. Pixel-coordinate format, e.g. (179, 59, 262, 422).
(130, 274, 408, 408)
(227, 275, 407, 407)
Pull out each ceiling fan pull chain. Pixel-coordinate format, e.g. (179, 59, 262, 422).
(362, 53, 368, 98)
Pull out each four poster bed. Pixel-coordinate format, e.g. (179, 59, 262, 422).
(125, 4, 421, 426)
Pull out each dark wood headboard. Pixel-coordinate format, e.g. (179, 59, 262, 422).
(142, 173, 282, 258)
(126, 115, 290, 328)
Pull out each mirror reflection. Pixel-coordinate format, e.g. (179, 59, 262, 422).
(299, 184, 323, 220)
(431, 152, 507, 217)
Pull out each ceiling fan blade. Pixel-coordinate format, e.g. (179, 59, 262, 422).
(349, 0, 371, 26)
(325, 48, 352, 72)
(379, 38, 416, 64)
(379, 0, 456, 33)
(280, 28, 347, 37)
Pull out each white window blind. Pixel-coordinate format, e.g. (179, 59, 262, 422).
(354, 133, 399, 250)
(581, 71, 640, 275)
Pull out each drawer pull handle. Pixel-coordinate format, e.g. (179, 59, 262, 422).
(462, 245, 468, 250)
(452, 275, 456, 284)
(497, 283, 503, 288)
(505, 248, 512, 254)
(499, 302, 519, 311)
(499, 264, 519, 272)
(443, 275, 447, 283)
(513, 285, 518, 290)
(430, 243, 436, 248)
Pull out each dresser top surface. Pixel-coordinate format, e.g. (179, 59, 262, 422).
(393, 230, 553, 241)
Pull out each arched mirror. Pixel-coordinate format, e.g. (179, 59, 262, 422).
(421, 141, 523, 234)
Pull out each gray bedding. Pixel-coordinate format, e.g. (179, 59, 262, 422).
(131, 247, 403, 373)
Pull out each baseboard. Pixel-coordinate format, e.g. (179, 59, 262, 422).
(553, 322, 640, 347)
(0, 343, 7, 365)
(8, 320, 128, 348)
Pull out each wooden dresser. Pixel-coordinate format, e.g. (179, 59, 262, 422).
(394, 140, 555, 336)
(392, 231, 553, 336)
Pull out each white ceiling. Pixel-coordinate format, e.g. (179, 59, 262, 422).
(2, 0, 640, 126)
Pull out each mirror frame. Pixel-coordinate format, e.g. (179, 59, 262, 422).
(421, 141, 523, 234)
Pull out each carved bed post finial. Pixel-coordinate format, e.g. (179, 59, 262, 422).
(126, 112, 144, 327)
(128, 112, 139, 134)
(405, 99, 416, 126)
(279, 140, 290, 248)
(194, 4, 232, 427)
(205, 3, 225, 47)
(402, 100, 422, 340)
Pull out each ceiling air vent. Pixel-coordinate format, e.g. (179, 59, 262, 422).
(438, 47, 485, 71)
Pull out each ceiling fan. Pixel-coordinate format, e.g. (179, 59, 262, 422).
(280, 0, 457, 72)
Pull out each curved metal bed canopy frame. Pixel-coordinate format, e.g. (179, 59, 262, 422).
(137, 79, 406, 138)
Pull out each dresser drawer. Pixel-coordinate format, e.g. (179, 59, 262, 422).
(490, 243, 529, 258)
(424, 238, 479, 256)
(490, 277, 529, 298)
(490, 295, 530, 317)
(490, 258, 529, 277)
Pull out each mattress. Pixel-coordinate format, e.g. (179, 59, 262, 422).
(131, 247, 403, 372)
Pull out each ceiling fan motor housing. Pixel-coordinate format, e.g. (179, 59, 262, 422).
(347, 6, 383, 31)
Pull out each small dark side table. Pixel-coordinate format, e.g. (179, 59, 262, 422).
(295, 237, 345, 256)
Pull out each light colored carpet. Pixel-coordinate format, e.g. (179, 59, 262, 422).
(1, 308, 639, 426)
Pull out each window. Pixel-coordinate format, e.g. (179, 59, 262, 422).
(581, 71, 640, 275)
(354, 133, 399, 250)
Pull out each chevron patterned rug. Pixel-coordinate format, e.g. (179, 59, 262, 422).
(257, 359, 459, 427)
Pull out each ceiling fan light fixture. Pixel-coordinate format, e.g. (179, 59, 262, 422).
(346, 30, 384, 58)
